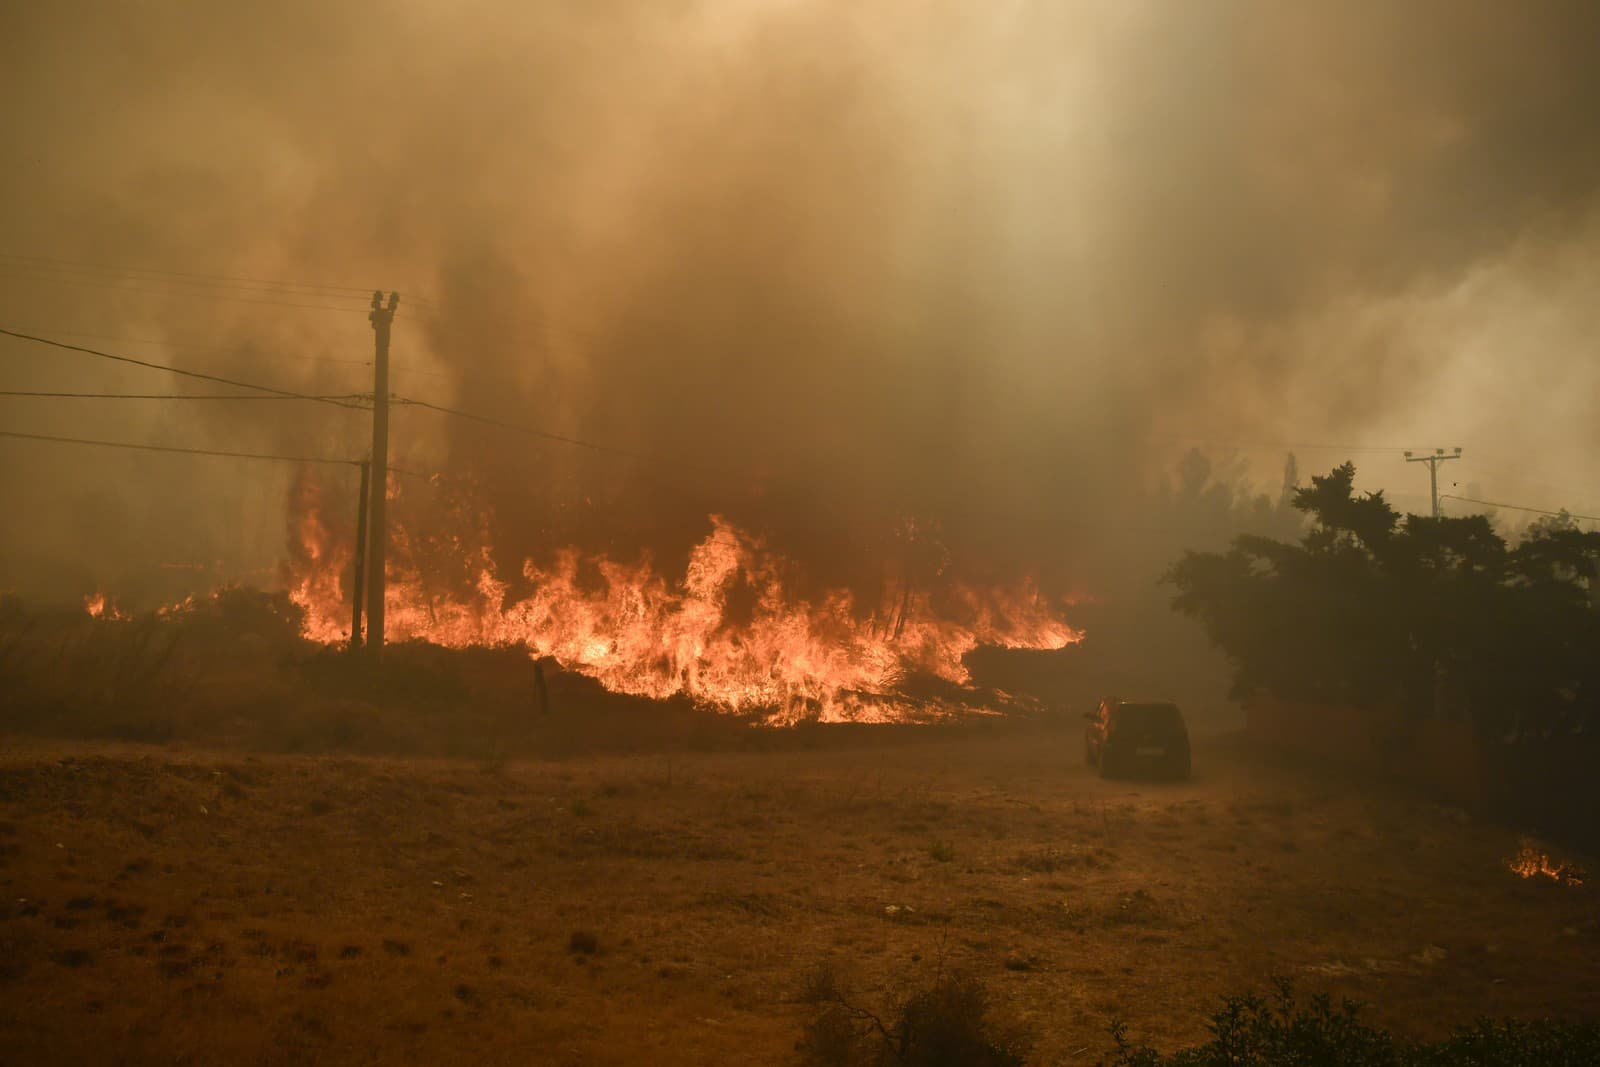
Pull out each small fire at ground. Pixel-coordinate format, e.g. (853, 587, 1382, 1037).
(82, 592, 126, 621)
(1508, 842, 1586, 887)
(286, 498, 1081, 724)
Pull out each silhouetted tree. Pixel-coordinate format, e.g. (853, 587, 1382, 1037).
(1164, 463, 1600, 738)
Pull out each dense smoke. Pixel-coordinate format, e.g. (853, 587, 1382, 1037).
(3, 0, 1599, 607)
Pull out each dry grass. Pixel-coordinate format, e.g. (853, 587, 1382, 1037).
(0, 599, 1070, 765)
(0, 727, 1596, 1064)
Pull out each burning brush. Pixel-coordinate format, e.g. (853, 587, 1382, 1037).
(285, 490, 1081, 723)
(1508, 840, 1586, 887)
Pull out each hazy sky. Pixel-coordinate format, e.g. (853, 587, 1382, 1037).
(3, 0, 1598, 603)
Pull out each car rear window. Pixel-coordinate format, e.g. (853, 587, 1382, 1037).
(1114, 703, 1182, 730)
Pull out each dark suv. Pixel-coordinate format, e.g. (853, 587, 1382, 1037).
(1084, 698, 1191, 780)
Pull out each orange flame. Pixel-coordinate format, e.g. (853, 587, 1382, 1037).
(288, 506, 1081, 723)
(1508, 843, 1586, 887)
(83, 592, 126, 621)
(285, 481, 351, 642)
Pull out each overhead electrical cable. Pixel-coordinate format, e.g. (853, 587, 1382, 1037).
(5, 324, 447, 379)
(0, 250, 375, 294)
(0, 389, 369, 402)
(0, 429, 358, 467)
(4, 327, 376, 369)
(1439, 494, 1600, 524)
(389, 392, 749, 510)
(0, 268, 376, 314)
(0, 262, 376, 303)
(385, 454, 749, 551)
(386, 363, 454, 381)
(0, 327, 369, 410)
(391, 394, 643, 460)
(0, 250, 438, 307)
(1147, 432, 1414, 454)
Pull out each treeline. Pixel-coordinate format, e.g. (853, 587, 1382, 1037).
(1164, 463, 1600, 741)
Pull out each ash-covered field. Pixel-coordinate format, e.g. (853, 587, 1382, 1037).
(1, 728, 1593, 1065)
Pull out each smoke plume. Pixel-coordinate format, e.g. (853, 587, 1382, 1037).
(3, 0, 1599, 605)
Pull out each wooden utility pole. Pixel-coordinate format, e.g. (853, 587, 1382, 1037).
(349, 459, 371, 651)
(1404, 447, 1462, 518)
(366, 291, 399, 657)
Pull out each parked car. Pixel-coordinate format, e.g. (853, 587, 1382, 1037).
(1084, 698, 1192, 779)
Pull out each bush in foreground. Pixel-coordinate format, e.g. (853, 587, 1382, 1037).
(796, 964, 1027, 1067)
(1105, 979, 1600, 1066)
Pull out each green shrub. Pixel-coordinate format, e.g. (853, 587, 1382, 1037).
(1410, 1018, 1600, 1066)
(1105, 979, 1600, 1066)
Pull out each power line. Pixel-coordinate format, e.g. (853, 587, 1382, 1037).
(5, 326, 376, 368)
(0, 267, 376, 314)
(378, 460, 750, 551)
(4, 324, 449, 381)
(0, 429, 358, 467)
(0, 250, 438, 307)
(0, 389, 369, 402)
(391, 394, 643, 461)
(0, 250, 373, 295)
(0, 260, 376, 305)
(1147, 432, 1414, 454)
(0, 327, 370, 410)
(1439, 493, 1600, 524)
(388, 393, 747, 513)
(387, 363, 454, 381)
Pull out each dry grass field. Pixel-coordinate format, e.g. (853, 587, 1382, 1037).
(1, 726, 1595, 1065)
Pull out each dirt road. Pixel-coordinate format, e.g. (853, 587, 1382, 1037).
(0, 727, 1594, 1064)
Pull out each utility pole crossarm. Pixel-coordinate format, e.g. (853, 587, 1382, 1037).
(1405, 447, 1463, 519)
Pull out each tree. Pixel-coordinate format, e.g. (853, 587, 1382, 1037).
(1164, 464, 1600, 738)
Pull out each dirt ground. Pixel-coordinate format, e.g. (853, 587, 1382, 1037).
(0, 725, 1595, 1065)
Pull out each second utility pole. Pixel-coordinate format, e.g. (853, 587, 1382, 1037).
(367, 291, 399, 658)
(1405, 447, 1462, 519)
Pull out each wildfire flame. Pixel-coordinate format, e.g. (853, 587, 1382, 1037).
(1508, 842, 1586, 887)
(82, 592, 126, 621)
(287, 499, 1081, 724)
